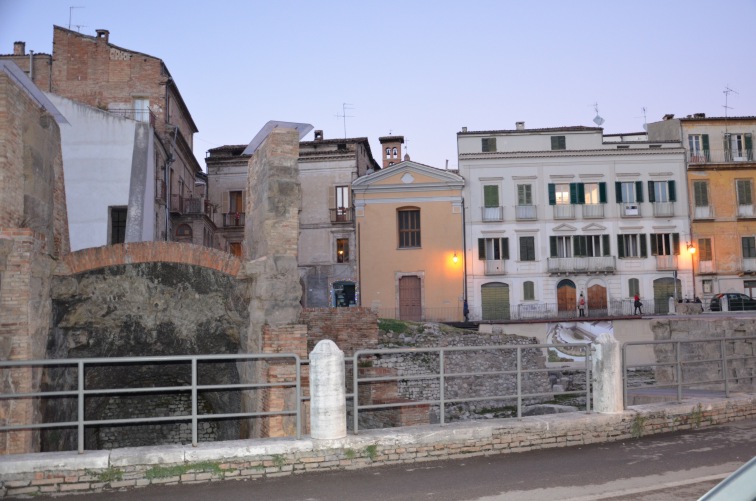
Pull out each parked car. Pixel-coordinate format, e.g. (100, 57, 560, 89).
(709, 293, 756, 311)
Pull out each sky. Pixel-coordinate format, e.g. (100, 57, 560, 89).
(1, 0, 755, 170)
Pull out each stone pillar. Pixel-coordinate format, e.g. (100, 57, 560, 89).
(309, 340, 346, 440)
(592, 333, 623, 414)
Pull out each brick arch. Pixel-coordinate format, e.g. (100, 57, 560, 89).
(55, 241, 242, 276)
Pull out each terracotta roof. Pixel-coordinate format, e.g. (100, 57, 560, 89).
(458, 126, 602, 135)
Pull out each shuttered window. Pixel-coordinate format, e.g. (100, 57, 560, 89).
(483, 185, 500, 208)
(398, 208, 421, 248)
(693, 181, 709, 207)
(698, 238, 712, 261)
(737, 180, 753, 205)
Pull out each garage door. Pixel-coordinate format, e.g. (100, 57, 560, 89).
(481, 282, 510, 321)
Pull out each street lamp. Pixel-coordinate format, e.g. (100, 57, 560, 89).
(687, 242, 697, 299)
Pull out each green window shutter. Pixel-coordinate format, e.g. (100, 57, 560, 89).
(615, 182, 622, 203)
(694, 181, 708, 206)
(599, 182, 607, 203)
(550, 236, 557, 257)
(740, 180, 753, 205)
(483, 185, 499, 207)
(702, 134, 710, 161)
(650, 234, 658, 256)
(572, 236, 579, 256)
(569, 183, 579, 205)
(602, 234, 610, 256)
(668, 180, 676, 202)
(548, 184, 556, 205)
(617, 235, 625, 258)
(502, 238, 510, 260)
(640, 234, 647, 258)
(647, 181, 655, 203)
(747, 134, 753, 161)
(577, 183, 586, 204)
(673, 233, 680, 255)
(636, 181, 644, 202)
(517, 185, 525, 205)
(478, 238, 486, 260)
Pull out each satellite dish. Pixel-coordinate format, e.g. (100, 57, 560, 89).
(643, 123, 648, 131)
(593, 115, 605, 126)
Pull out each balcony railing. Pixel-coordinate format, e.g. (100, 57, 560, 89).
(693, 205, 714, 219)
(738, 204, 755, 218)
(656, 255, 678, 270)
(742, 258, 756, 273)
(471, 297, 663, 322)
(581, 204, 604, 218)
(547, 256, 616, 274)
(481, 206, 504, 222)
(619, 203, 641, 217)
(553, 204, 575, 219)
(330, 207, 354, 224)
(223, 212, 245, 228)
(652, 201, 675, 217)
(515, 205, 537, 220)
(484, 259, 506, 275)
(698, 260, 715, 274)
(108, 107, 157, 127)
(170, 196, 212, 216)
(688, 149, 754, 164)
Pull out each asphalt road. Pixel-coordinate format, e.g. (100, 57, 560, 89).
(33, 418, 756, 501)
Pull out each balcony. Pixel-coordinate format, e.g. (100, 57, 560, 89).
(742, 258, 756, 273)
(330, 207, 354, 224)
(484, 259, 506, 275)
(656, 255, 678, 270)
(738, 204, 755, 218)
(547, 256, 616, 274)
(698, 260, 715, 274)
(581, 204, 604, 218)
(688, 149, 754, 164)
(515, 205, 537, 220)
(170, 196, 212, 217)
(619, 203, 641, 217)
(223, 212, 245, 228)
(481, 206, 504, 222)
(552, 204, 575, 219)
(693, 205, 714, 219)
(652, 201, 675, 217)
(108, 107, 156, 127)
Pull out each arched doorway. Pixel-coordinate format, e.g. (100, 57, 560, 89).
(557, 279, 576, 318)
(481, 282, 510, 320)
(653, 277, 681, 314)
(587, 283, 608, 317)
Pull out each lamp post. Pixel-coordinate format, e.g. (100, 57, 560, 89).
(687, 242, 697, 299)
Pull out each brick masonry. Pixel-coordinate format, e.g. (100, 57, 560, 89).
(1, 395, 754, 497)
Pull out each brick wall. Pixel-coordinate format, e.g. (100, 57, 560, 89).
(300, 307, 379, 356)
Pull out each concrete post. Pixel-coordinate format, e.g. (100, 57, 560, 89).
(592, 333, 623, 414)
(309, 340, 346, 439)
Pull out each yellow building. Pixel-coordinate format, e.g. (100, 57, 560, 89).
(352, 160, 465, 321)
(649, 114, 756, 299)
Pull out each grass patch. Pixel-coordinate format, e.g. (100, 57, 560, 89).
(378, 318, 409, 334)
(690, 403, 703, 428)
(344, 448, 356, 459)
(548, 349, 574, 363)
(86, 467, 123, 483)
(145, 461, 222, 480)
(271, 454, 286, 470)
(631, 414, 646, 438)
(364, 444, 378, 461)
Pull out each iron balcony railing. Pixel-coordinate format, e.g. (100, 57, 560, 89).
(223, 212, 245, 227)
(652, 201, 675, 217)
(737, 204, 756, 218)
(0, 354, 302, 453)
(351, 343, 592, 434)
(622, 336, 756, 407)
(688, 149, 754, 164)
(515, 205, 537, 220)
(107, 107, 156, 127)
(481, 206, 504, 222)
(170, 196, 212, 216)
(547, 256, 616, 274)
(484, 259, 506, 275)
(581, 204, 604, 218)
(693, 205, 714, 219)
(742, 258, 756, 273)
(471, 298, 660, 322)
(553, 205, 575, 219)
(655, 255, 678, 271)
(330, 207, 354, 224)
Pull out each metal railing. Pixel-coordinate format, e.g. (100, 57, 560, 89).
(688, 149, 754, 164)
(515, 205, 537, 220)
(481, 206, 504, 222)
(223, 212, 245, 227)
(329, 207, 354, 224)
(547, 256, 616, 274)
(581, 204, 604, 218)
(655, 255, 678, 270)
(472, 298, 658, 321)
(107, 107, 156, 127)
(652, 201, 675, 217)
(622, 336, 756, 407)
(371, 306, 463, 323)
(484, 259, 507, 275)
(553, 205, 575, 219)
(0, 354, 302, 453)
(351, 343, 592, 434)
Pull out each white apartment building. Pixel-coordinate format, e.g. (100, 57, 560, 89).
(457, 122, 691, 321)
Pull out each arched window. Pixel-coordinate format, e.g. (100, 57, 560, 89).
(523, 281, 535, 300)
(386, 147, 391, 158)
(392, 147, 398, 158)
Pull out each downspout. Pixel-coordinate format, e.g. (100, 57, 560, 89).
(461, 196, 468, 307)
(357, 222, 361, 306)
(28, 50, 33, 80)
(164, 125, 178, 241)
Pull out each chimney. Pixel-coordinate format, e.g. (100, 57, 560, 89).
(516, 121, 525, 130)
(663, 114, 675, 121)
(461, 127, 468, 133)
(693, 113, 706, 119)
(13, 41, 25, 56)
(314, 130, 323, 141)
(95, 29, 110, 43)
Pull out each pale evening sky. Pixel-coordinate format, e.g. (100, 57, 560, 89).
(1, 0, 754, 170)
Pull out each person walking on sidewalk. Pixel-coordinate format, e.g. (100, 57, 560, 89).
(634, 293, 643, 315)
(578, 293, 586, 317)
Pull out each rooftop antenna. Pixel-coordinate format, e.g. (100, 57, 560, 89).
(335, 103, 354, 138)
(635, 106, 649, 135)
(73, 24, 88, 32)
(723, 85, 738, 133)
(68, 6, 84, 30)
(590, 102, 605, 126)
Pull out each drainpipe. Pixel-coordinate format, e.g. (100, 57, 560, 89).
(356, 222, 361, 306)
(461, 197, 468, 307)
(29, 50, 33, 80)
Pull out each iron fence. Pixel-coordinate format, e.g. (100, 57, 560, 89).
(351, 343, 592, 434)
(622, 336, 756, 406)
(0, 354, 301, 453)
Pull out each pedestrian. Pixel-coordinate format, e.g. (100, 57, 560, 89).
(463, 299, 470, 322)
(578, 293, 586, 317)
(634, 293, 643, 315)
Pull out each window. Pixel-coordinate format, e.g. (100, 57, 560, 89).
(385, 147, 391, 158)
(229, 190, 243, 212)
(523, 281, 535, 300)
(519, 236, 536, 261)
(584, 183, 600, 204)
(478, 237, 509, 260)
(724, 133, 753, 161)
(615, 181, 644, 203)
(550, 236, 572, 258)
(742, 237, 756, 258)
(483, 185, 500, 208)
(551, 183, 571, 205)
(176, 224, 192, 237)
(628, 278, 640, 297)
(692, 181, 709, 207)
(110, 207, 127, 245)
(337, 143, 347, 151)
(574, 234, 611, 257)
(335, 186, 350, 209)
(481, 137, 497, 152)
(398, 208, 421, 248)
(617, 234, 647, 258)
(698, 238, 712, 261)
(650, 233, 680, 256)
(648, 180, 676, 203)
(737, 180, 753, 206)
(336, 238, 349, 263)
(517, 184, 532, 206)
(688, 134, 710, 161)
(551, 136, 566, 150)
(702, 279, 713, 294)
(548, 182, 606, 205)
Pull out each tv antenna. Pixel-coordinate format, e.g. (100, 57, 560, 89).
(590, 102, 605, 126)
(335, 103, 354, 138)
(723, 85, 738, 118)
(68, 6, 85, 30)
(635, 106, 649, 133)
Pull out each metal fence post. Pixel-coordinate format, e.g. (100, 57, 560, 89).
(78, 361, 84, 454)
(516, 347, 522, 419)
(439, 350, 445, 426)
(296, 355, 302, 439)
(191, 358, 198, 447)
(722, 339, 729, 398)
(675, 341, 682, 402)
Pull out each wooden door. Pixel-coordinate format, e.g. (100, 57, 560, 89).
(481, 283, 510, 320)
(557, 280, 576, 317)
(653, 277, 681, 314)
(587, 284, 607, 316)
(399, 276, 422, 321)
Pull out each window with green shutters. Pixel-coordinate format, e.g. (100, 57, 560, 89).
(523, 281, 535, 300)
(483, 185, 500, 208)
(481, 137, 497, 152)
(517, 184, 532, 205)
(693, 181, 709, 207)
(628, 278, 640, 297)
(742, 237, 756, 258)
(572, 234, 611, 257)
(478, 237, 509, 260)
(647, 180, 676, 203)
(549, 182, 607, 205)
(519, 236, 536, 261)
(650, 233, 680, 256)
(737, 179, 753, 206)
(551, 136, 566, 150)
(698, 238, 712, 261)
(615, 181, 644, 203)
(617, 234, 647, 258)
